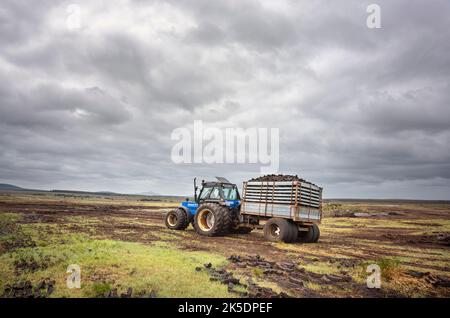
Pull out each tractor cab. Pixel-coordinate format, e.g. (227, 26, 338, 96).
(197, 180, 240, 208)
(180, 177, 240, 216)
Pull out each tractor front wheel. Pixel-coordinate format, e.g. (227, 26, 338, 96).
(193, 203, 232, 236)
(165, 208, 189, 230)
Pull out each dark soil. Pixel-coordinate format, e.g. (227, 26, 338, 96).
(2, 279, 55, 298)
(104, 286, 157, 298)
(198, 262, 292, 298)
(228, 254, 352, 296)
(0, 219, 36, 252)
(406, 270, 450, 288)
(382, 232, 450, 247)
(13, 255, 59, 274)
(0, 201, 166, 220)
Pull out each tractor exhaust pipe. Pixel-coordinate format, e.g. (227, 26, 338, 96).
(194, 177, 198, 202)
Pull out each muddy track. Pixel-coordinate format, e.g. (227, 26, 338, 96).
(0, 201, 166, 219)
(2, 201, 300, 258)
(4, 201, 448, 260)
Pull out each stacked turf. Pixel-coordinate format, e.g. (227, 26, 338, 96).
(248, 174, 305, 182)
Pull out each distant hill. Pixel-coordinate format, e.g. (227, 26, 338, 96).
(138, 191, 159, 196)
(0, 184, 162, 197)
(51, 189, 119, 195)
(0, 183, 26, 190)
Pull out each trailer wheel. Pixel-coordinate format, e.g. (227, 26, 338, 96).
(298, 224, 320, 243)
(264, 218, 296, 243)
(311, 224, 320, 243)
(165, 208, 189, 230)
(297, 226, 313, 243)
(288, 221, 299, 242)
(194, 203, 232, 236)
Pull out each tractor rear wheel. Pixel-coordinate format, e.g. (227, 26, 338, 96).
(194, 203, 232, 236)
(263, 218, 297, 243)
(165, 208, 189, 230)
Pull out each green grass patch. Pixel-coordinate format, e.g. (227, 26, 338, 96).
(0, 212, 235, 298)
(376, 257, 401, 281)
(90, 282, 112, 297)
(252, 268, 264, 277)
(302, 262, 342, 275)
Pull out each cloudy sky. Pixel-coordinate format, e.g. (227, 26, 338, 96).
(1, 0, 449, 199)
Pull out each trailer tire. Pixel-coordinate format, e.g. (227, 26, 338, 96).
(288, 222, 299, 243)
(297, 226, 314, 243)
(311, 224, 320, 243)
(194, 203, 232, 236)
(264, 218, 296, 243)
(165, 208, 189, 230)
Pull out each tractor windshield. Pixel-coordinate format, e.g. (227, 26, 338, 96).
(209, 187, 221, 200)
(222, 185, 239, 200)
(199, 186, 213, 200)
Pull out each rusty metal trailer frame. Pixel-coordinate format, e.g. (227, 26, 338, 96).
(240, 180, 322, 224)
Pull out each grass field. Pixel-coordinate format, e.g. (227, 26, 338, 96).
(0, 191, 449, 298)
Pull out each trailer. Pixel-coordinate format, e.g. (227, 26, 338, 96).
(239, 179, 322, 243)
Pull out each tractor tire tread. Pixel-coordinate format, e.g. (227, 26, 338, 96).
(165, 208, 189, 230)
(194, 203, 232, 237)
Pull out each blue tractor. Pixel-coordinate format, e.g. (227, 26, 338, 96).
(165, 177, 249, 236)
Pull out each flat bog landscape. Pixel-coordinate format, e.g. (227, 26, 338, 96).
(0, 191, 448, 298)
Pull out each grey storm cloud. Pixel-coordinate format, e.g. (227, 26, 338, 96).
(0, 0, 449, 199)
